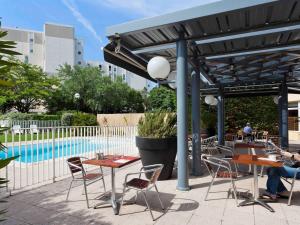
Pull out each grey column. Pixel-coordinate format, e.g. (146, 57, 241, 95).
(217, 89, 225, 145)
(278, 91, 282, 141)
(176, 37, 189, 191)
(191, 70, 202, 176)
(281, 79, 289, 148)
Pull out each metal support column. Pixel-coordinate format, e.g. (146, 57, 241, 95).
(217, 89, 225, 145)
(176, 36, 189, 191)
(281, 79, 289, 148)
(278, 91, 282, 143)
(191, 69, 202, 176)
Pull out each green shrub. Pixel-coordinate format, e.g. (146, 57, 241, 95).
(61, 113, 74, 126)
(72, 112, 97, 126)
(138, 111, 176, 138)
(0, 112, 60, 121)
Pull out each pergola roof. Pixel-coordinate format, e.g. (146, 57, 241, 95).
(104, 0, 300, 97)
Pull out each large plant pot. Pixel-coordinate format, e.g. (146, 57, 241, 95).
(136, 136, 177, 180)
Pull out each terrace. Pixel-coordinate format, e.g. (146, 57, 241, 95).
(3, 0, 300, 224)
(2, 159, 300, 225)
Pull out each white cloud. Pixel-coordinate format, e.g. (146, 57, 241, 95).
(62, 0, 102, 43)
(86, 0, 221, 18)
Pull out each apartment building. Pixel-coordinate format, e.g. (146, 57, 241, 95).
(1, 23, 84, 74)
(86, 61, 154, 91)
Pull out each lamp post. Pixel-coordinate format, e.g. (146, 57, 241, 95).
(74, 93, 80, 113)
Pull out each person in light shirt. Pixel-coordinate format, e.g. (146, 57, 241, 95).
(263, 144, 300, 200)
(243, 122, 252, 135)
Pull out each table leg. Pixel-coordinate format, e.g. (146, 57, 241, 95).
(111, 167, 120, 215)
(239, 164, 274, 212)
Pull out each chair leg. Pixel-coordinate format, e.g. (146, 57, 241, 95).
(102, 177, 107, 193)
(119, 185, 127, 216)
(66, 180, 73, 201)
(260, 166, 264, 177)
(142, 191, 155, 221)
(134, 190, 139, 203)
(83, 180, 90, 208)
(154, 185, 164, 210)
(231, 180, 238, 206)
(205, 176, 216, 201)
(288, 178, 296, 206)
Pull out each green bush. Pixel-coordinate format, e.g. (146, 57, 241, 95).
(72, 112, 98, 126)
(138, 111, 176, 138)
(61, 113, 74, 126)
(0, 112, 60, 121)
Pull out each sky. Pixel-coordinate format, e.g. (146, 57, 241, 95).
(0, 0, 219, 62)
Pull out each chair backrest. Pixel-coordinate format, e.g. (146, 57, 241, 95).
(30, 124, 37, 129)
(147, 164, 164, 184)
(13, 125, 21, 130)
(67, 157, 84, 176)
(30, 125, 38, 133)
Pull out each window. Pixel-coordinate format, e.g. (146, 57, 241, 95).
(78, 61, 81, 65)
(78, 51, 81, 55)
(24, 55, 29, 64)
(99, 65, 102, 70)
(30, 49, 33, 53)
(29, 38, 34, 42)
(123, 74, 126, 81)
(109, 65, 112, 71)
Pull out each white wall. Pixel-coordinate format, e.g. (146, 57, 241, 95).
(44, 36, 75, 74)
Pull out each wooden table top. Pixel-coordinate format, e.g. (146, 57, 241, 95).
(83, 155, 140, 168)
(232, 154, 283, 167)
(234, 142, 266, 149)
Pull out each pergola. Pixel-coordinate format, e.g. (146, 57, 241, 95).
(104, 0, 300, 191)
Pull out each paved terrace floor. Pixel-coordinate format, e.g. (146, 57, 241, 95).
(2, 160, 300, 225)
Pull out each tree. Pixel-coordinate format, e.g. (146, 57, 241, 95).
(0, 31, 22, 113)
(4, 59, 58, 113)
(147, 87, 176, 111)
(47, 65, 144, 114)
(225, 96, 278, 134)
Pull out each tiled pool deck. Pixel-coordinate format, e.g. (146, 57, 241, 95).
(2, 159, 300, 225)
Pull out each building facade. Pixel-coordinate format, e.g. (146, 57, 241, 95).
(1, 23, 153, 91)
(1, 23, 84, 74)
(86, 61, 154, 91)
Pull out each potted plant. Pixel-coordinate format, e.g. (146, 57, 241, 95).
(136, 111, 177, 180)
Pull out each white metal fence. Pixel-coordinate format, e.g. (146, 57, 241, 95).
(0, 126, 138, 191)
(0, 120, 61, 128)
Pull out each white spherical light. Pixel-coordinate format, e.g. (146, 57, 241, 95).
(167, 71, 176, 89)
(273, 96, 278, 104)
(205, 95, 214, 105)
(147, 56, 170, 80)
(211, 97, 218, 106)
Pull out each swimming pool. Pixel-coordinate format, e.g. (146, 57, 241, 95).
(0, 138, 108, 163)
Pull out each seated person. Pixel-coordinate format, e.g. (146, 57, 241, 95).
(263, 150, 300, 200)
(243, 122, 252, 135)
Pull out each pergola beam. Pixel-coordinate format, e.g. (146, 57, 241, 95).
(132, 21, 300, 54)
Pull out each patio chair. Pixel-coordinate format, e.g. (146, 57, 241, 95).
(66, 157, 106, 208)
(282, 167, 300, 206)
(119, 164, 164, 221)
(201, 155, 239, 206)
(29, 124, 39, 134)
(201, 135, 218, 155)
(12, 125, 23, 135)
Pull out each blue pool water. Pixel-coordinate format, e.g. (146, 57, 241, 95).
(0, 139, 106, 163)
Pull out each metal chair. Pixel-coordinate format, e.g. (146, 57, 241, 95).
(201, 135, 218, 155)
(284, 167, 300, 206)
(66, 157, 106, 208)
(201, 155, 239, 206)
(119, 164, 164, 221)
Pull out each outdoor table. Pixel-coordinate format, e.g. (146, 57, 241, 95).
(83, 155, 140, 214)
(232, 154, 283, 212)
(234, 142, 266, 173)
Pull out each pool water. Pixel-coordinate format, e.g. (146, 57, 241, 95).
(0, 139, 107, 163)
